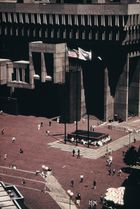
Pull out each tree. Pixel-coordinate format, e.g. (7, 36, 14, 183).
(137, 146, 140, 164)
(123, 146, 138, 166)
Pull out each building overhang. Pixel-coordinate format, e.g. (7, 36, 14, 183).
(0, 3, 140, 15)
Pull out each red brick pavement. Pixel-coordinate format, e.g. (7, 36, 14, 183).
(0, 113, 140, 209)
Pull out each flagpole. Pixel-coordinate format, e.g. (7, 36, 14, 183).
(87, 113, 90, 148)
(67, 47, 92, 146)
(64, 44, 67, 144)
(75, 61, 78, 146)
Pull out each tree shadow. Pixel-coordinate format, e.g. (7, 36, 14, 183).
(121, 168, 140, 209)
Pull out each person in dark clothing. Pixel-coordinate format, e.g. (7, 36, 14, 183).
(77, 149, 80, 158)
(75, 193, 81, 206)
(19, 148, 23, 154)
(70, 179, 74, 187)
(72, 149, 75, 157)
(49, 121, 52, 126)
(1, 129, 4, 135)
(93, 180, 96, 189)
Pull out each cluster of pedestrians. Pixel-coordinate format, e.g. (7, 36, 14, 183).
(70, 175, 97, 208)
(72, 149, 81, 158)
(0, 131, 24, 165)
(105, 152, 123, 177)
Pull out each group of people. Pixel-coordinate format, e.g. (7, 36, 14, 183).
(88, 199, 97, 209)
(105, 153, 123, 177)
(72, 149, 81, 158)
(0, 133, 24, 162)
(70, 175, 97, 208)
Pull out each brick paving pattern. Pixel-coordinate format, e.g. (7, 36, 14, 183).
(0, 113, 140, 209)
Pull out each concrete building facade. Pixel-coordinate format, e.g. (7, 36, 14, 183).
(0, 0, 140, 122)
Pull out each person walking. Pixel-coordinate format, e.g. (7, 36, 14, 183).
(77, 149, 80, 158)
(72, 149, 75, 157)
(21, 179, 26, 185)
(112, 168, 116, 175)
(117, 169, 122, 176)
(40, 122, 43, 127)
(46, 130, 50, 135)
(108, 168, 112, 176)
(1, 129, 4, 135)
(49, 121, 52, 127)
(80, 175, 84, 183)
(75, 193, 81, 206)
(12, 137, 16, 143)
(19, 148, 23, 154)
(4, 154, 7, 160)
(93, 180, 96, 189)
(37, 124, 41, 130)
(70, 179, 74, 187)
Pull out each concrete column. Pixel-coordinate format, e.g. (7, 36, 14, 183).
(128, 58, 140, 116)
(0, 60, 11, 85)
(104, 67, 114, 121)
(81, 69, 86, 116)
(137, 60, 140, 116)
(114, 54, 129, 121)
(67, 68, 81, 123)
(29, 50, 35, 88)
(41, 52, 46, 83)
(7, 61, 13, 83)
(16, 68, 20, 81)
(22, 68, 25, 82)
(53, 43, 68, 84)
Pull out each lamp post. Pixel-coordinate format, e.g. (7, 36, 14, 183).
(67, 189, 74, 209)
(127, 128, 138, 147)
(128, 130, 131, 148)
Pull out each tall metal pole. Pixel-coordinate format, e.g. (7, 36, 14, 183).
(75, 62, 79, 146)
(69, 196, 71, 209)
(129, 132, 130, 147)
(87, 113, 90, 148)
(64, 88, 67, 144)
(64, 45, 67, 144)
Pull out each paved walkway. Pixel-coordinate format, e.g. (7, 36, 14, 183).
(41, 173, 78, 209)
(43, 129, 140, 209)
(48, 133, 140, 160)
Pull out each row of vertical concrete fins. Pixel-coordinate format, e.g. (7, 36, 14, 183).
(0, 12, 140, 43)
(1, 12, 140, 27)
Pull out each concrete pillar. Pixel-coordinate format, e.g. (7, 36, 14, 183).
(29, 50, 35, 88)
(137, 60, 140, 116)
(67, 69, 81, 123)
(16, 68, 20, 81)
(104, 67, 114, 121)
(41, 52, 46, 83)
(128, 58, 140, 116)
(7, 61, 13, 83)
(81, 69, 86, 116)
(114, 54, 129, 121)
(0, 59, 12, 85)
(22, 68, 25, 82)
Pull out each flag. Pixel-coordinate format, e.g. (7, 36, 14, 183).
(67, 47, 92, 61)
(67, 49, 78, 59)
(78, 47, 92, 61)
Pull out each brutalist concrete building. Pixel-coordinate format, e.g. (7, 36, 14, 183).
(0, 0, 140, 122)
